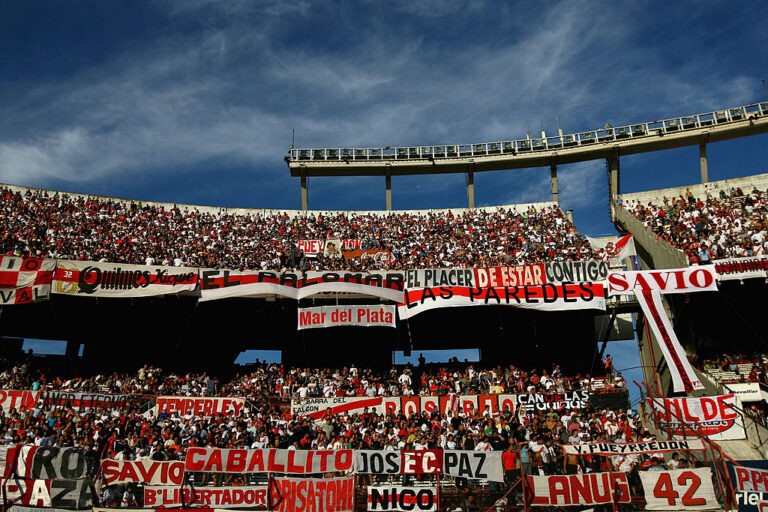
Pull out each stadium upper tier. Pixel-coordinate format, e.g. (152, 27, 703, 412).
(619, 173, 768, 264)
(286, 102, 768, 175)
(0, 185, 603, 270)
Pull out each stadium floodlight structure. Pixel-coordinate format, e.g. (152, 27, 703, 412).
(285, 102, 768, 211)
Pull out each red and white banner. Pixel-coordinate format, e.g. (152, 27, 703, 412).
(734, 465, 768, 492)
(1, 478, 92, 508)
(714, 256, 768, 281)
(185, 448, 354, 474)
(2, 446, 87, 480)
(0, 256, 54, 304)
(152, 396, 246, 417)
(52, 260, 198, 297)
(526, 472, 631, 507)
(367, 486, 438, 512)
(291, 394, 516, 421)
(444, 450, 504, 482)
(398, 283, 606, 319)
(587, 234, 637, 264)
(272, 476, 355, 512)
(607, 266, 718, 296)
(636, 289, 704, 392)
(299, 239, 362, 258)
(647, 394, 745, 441)
(199, 269, 405, 302)
(640, 468, 718, 510)
(0, 389, 43, 414)
(354, 450, 442, 475)
(100, 459, 184, 486)
(563, 439, 706, 455)
(42, 391, 132, 411)
(144, 485, 268, 508)
(297, 305, 396, 330)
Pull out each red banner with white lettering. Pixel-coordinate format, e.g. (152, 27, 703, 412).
(640, 468, 718, 510)
(526, 472, 631, 507)
(271, 476, 355, 512)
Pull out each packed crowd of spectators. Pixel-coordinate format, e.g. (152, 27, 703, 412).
(698, 353, 768, 385)
(0, 186, 604, 271)
(623, 183, 768, 263)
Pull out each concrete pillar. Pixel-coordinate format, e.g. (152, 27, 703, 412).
(608, 152, 620, 221)
(550, 164, 559, 203)
(466, 169, 475, 209)
(385, 169, 392, 211)
(300, 171, 308, 211)
(699, 139, 709, 183)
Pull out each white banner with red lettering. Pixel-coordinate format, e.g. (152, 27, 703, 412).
(367, 486, 438, 512)
(640, 467, 719, 510)
(0, 256, 55, 305)
(0, 389, 43, 414)
(271, 476, 355, 512)
(526, 472, 632, 507)
(297, 305, 396, 330)
(647, 394, 745, 441)
(52, 260, 198, 298)
(714, 256, 768, 281)
(144, 485, 268, 508)
(198, 269, 405, 302)
(291, 394, 516, 421)
(185, 447, 354, 474)
(636, 289, 704, 392)
(150, 396, 246, 417)
(398, 283, 606, 319)
(606, 267, 718, 296)
(733, 464, 768, 492)
(100, 459, 184, 486)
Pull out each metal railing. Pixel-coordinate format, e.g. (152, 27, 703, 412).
(287, 102, 768, 163)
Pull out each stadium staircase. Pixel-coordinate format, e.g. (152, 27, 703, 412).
(612, 199, 688, 270)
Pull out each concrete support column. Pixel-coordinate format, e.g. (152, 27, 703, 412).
(699, 138, 709, 183)
(300, 170, 308, 211)
(466, 169, 475, 209)
(550, 164, 559, 203)
(385, 168, 392, 211)
(608, 151, 620, 221)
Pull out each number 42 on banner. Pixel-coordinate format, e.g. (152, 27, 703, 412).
(640, 468, 718, 510)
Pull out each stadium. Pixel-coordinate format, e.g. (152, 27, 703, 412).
(1, 97, 768, 512)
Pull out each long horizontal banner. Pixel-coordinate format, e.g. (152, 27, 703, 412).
(354, 450, 503, 482)
(272, 476, 355, 512)
(607, 266, 718, 296)
(527, 472, 632, 507)
(0, 256, 55, 304)
(398, 283, 606, 319)
(714, 256, 768, 281)
(647, 394, 745, 441)
(150, 396, 246, 417)
(367, 486, 438, 512)
(42, 391, 133, 411)
(290, 395, 517, 421)
(563, 439, 706, 455)
(101, 459, 184, 486)
(640, 468, 718, 510)
(298, 305, 396, 330)
(199, 269, 406, 302)
(52, 260, 198, 297)
(144, 485, 268, 508)
(185, 448, 354, 474)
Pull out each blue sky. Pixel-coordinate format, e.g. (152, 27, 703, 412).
(6, 1, 768, 404)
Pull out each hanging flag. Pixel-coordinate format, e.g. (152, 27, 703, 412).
(588, 234, 637, 263)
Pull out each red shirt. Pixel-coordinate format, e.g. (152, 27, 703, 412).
(502, 449, 519, 470)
